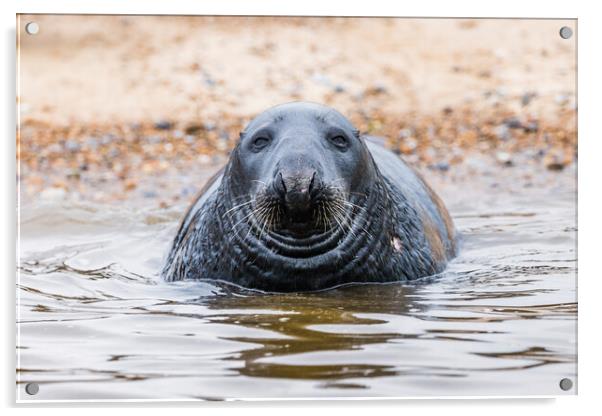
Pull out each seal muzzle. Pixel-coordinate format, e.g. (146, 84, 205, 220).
(274, 170, 318, 219)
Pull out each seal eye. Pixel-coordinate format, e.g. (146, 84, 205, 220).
(252, 136, 271, 150)
(329, 135, 348, 149)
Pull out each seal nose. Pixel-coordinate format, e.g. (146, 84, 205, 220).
(274, 170, 317, 215)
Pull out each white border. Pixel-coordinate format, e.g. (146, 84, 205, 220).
(3, 0, 600, 413)
(6, 0, 581, 18)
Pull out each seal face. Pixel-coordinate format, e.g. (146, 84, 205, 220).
(162, 102, 457, 292)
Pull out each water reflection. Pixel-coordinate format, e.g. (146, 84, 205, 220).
(200, 284, 421, 381)
(196, 278, 576, 384)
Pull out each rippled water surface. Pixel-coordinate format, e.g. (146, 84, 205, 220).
(17, 169, 577, 400)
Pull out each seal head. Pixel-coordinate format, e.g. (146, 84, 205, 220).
(230, 102, 377, 238)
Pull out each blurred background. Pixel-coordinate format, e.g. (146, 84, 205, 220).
(17, 15, 576, 207)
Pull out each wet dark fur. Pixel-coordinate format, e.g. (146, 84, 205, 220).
(162, 103, 457, 292)
(162, 156, 456, 292)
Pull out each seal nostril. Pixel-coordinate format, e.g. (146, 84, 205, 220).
(308, 171, 316, 193)
(309, 171, 322, 198)
(279, 172, 287, 193)
(273, 172, 287, 199)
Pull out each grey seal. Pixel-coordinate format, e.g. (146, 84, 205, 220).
(162, 102, 457, 292)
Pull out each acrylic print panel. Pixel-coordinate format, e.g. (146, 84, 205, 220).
(16, 15, 577, 401)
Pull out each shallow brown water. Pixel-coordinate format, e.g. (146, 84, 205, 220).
(16, 166, 577, 400)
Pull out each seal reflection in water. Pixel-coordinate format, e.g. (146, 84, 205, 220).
(162, 102, 457, 292)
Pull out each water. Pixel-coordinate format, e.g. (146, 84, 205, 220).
(16, 166, 577, 400)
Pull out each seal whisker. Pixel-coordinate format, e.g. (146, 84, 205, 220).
(329, 203, 357, 238)
(332, 198, 374, 239)
(251, 179, 268, 188)
(256, 204, 273, 241)
(322, 203, 333, 231)
(326, 205, 345, 235)
(230, 193, 254, 202)
(230, 209, 256, 232)
(224, 199, 254, 216)
(325, 202, 354, 238)
(319, 202, 330, 232)
(265, 206, 276, 232)
(244, 204, 268, 242)
(229, 209, 260, 243)
(341, 200, 368, 213)
(275, 205, 283, 230)
(335, 202, 375, 240)
(253, 204, 270, 225)
(331, 199, 362, 236)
